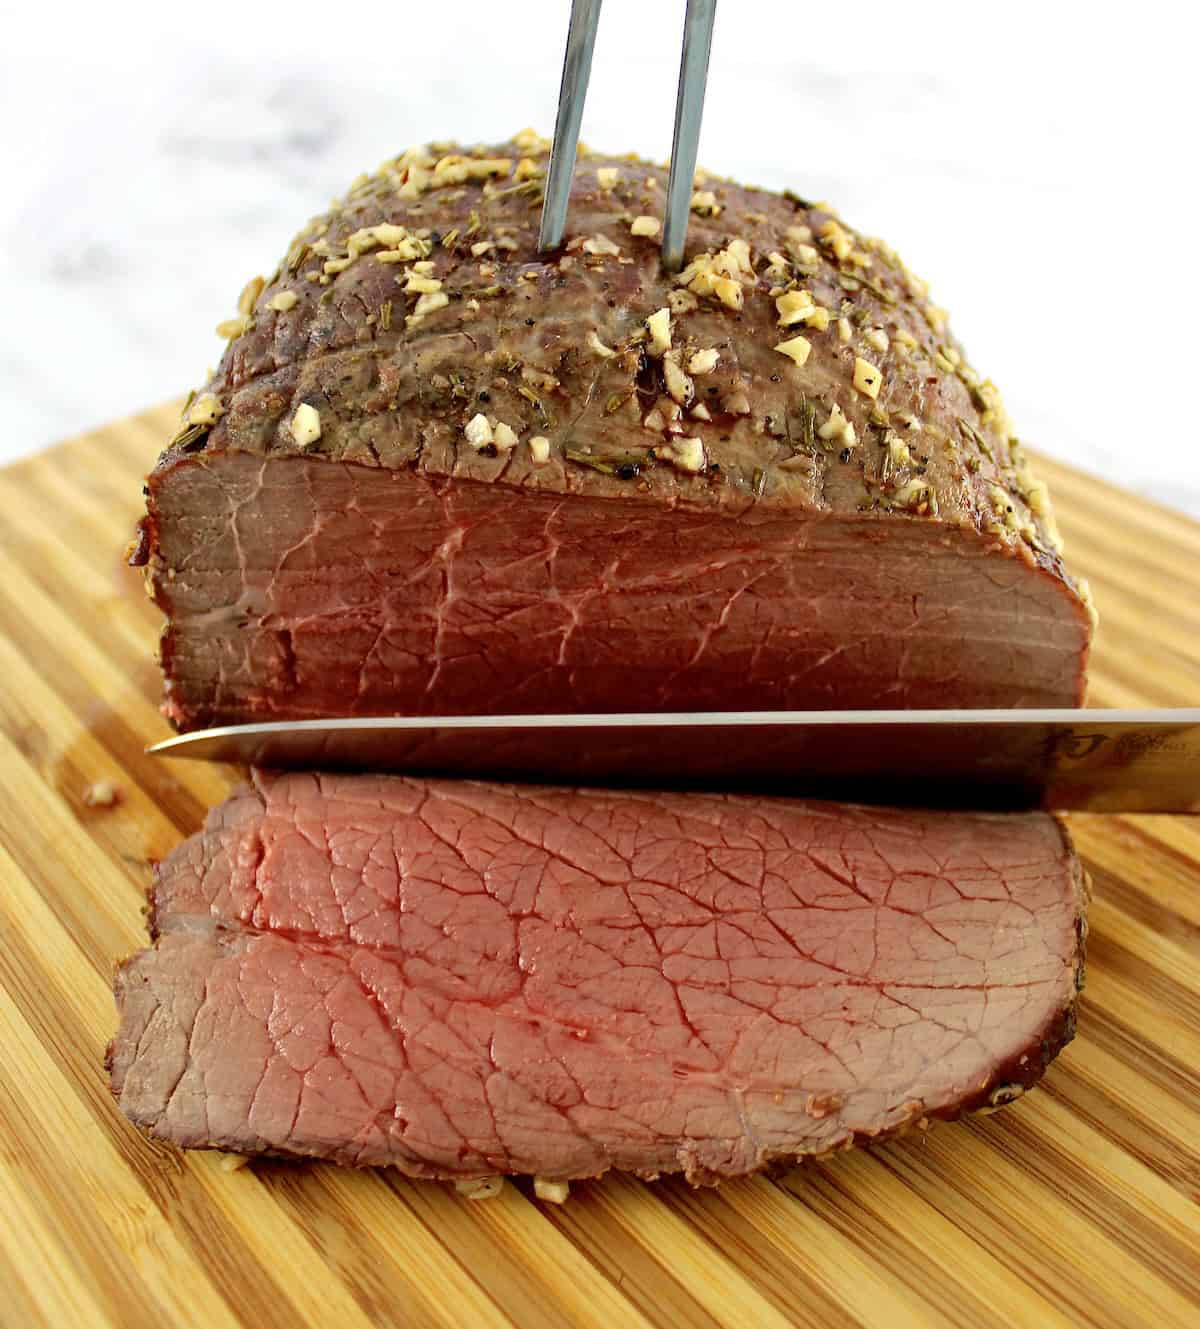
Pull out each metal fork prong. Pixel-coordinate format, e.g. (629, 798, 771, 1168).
(538, 0, 604, 252)
(662, 0, 717, 272)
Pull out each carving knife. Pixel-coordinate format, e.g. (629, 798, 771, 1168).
(147, 708, 1200, 813)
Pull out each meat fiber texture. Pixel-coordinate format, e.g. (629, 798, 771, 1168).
(133, 135, 1094, 729)
(109, 773, 1086, 1184)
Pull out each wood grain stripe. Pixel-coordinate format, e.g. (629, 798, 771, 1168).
(0, 989, 242, 1329)
(379, 1175, 659, 1329)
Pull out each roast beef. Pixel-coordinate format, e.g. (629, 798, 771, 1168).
(132, 135, 1093, 729)
(109, 772, 1086, 1183)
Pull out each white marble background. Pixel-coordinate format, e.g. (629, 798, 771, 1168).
(3, 0, 1197, 513)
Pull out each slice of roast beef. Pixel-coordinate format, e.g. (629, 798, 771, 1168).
(134, 138, 1093, 730)
(109, 772, 1086, 1183)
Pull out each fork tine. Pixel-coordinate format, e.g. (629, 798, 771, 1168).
(662, 0, 717, 271)
(538, 0, 604, 252)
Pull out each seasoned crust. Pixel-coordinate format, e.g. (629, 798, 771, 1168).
(151, 133, 1091, 617)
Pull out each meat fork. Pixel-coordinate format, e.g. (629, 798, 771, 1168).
(537, 0, 718, 270)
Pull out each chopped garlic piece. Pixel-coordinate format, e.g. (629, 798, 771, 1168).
(596, 167, 618, 190)
(586, 330, 616, 358)
(865, 328, 889, 353)
(838, 317, 853, 344)
(818, 219, 852, 261)
(456, 1177, 504, 1200)
(663, 356, 693, 405)
(237, 276, 264, 316)
(690, 402, 712, 421)
(533, 1177, 570, 1204)
(365, 223, 412, 250)
(514, 157, 541, 181)
(818, 402, 856, 447)
(645, 307, 672, 357)
(690, 190, 720, 216)
(582, 233, 621, 256)
(514, 127, 552, 154)
(712, 277, 743, 310)
(723, 389, 751, 415)
(893, 479, 934, 511)
(289, 403, 321, 448)
(463, 413, 494, 449)
(853, 358, 883, 399)
(187, 393, 223, 427)
(404, 274, 443, 293)
(492, 421, 519, 451)
(215, 315, 252, 340)
(775, 289, 814, 327)
(676, 238, 755, 309)
(774, 336, 812, 367)
(470, 240, 495, 258)
(662, 437, 705, 473)
(888, 436, 912, 467)
(411, 291, 449, 319)
(431, 154, 511, 186)
(687, 348, 719, 375)
(82, 779, 118, 808)
(268, 290, 299, 312)
(528, 435, 551, 465)
(630, 215, 661, 238)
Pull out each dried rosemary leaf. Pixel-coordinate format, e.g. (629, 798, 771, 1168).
(957, 415, 995, 461)
(286, 243, 310, 273)
(379, 300, 392, 331)
(752, 466, 767, 497)
(604, 391, 633, 415)
(170, 423, 210, 453)
(491, 179, 543, 200)
(852, 272, 898, 305)
(565, 447, 644, 479)
(796, 396, 816, 450)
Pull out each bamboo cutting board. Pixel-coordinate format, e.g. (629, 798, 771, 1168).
(0, 402, 1198, 1329)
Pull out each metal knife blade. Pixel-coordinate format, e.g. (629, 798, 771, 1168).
(146, 708, 1200, 813)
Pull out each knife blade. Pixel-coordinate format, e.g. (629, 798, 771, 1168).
(146, 708, 1200, 812)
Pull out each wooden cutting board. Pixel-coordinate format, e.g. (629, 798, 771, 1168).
(1, 403, 1197, 1329)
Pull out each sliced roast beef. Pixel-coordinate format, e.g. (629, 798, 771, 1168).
(134, 138, 1093, 729)
(109, 772, 1085, 1183)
